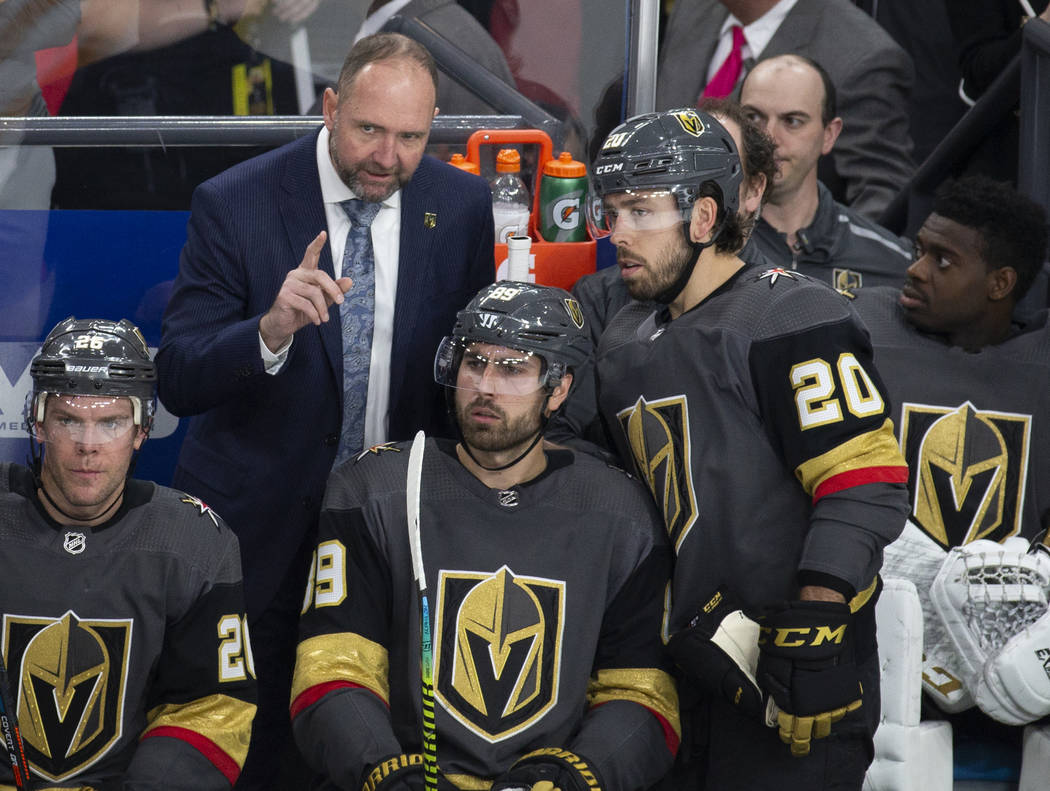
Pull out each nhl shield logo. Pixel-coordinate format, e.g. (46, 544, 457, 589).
(3, 610, 132, 782)
(63, 531, 86, 555)
(434, 566, 564, 742)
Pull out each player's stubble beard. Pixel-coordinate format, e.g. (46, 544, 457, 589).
(455, 393, 545, 455)
(620, 224, 697, 304)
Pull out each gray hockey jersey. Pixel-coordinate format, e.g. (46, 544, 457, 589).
(0, 464, 255, 790)
(291, 439, 679, 791)
(852, 287, 1050, 543)
(596, 267, 910, 629)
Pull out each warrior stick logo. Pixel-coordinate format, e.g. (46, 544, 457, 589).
(617, 395, 698, 553)
(901, 401, 1031, 549)
(2, 611, 132, 782)
(434, 566, 564, 742)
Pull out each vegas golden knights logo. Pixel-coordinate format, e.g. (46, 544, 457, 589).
(434, 566, 564, 742)
(832, 268, 863, 292)
(617, 395, 698, 553)
(563, 298, 584, 330)
(672, 110, 706, 137)
(900, 401, 1031, 549)
(2, 611, 131, 782)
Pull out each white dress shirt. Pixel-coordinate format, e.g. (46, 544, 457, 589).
(706, 0, 800, 84)
(260, 126, 400, 449)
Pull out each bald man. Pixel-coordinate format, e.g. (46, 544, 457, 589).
(740, 54, 911, 293)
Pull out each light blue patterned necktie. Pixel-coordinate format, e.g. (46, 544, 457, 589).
(335, 198, 382, 467)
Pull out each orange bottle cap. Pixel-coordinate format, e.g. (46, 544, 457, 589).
(448, 152, 480, 174)
(495, 148, 523, 173)
(543, 151, 586, 177)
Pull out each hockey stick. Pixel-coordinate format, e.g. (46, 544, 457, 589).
(407, 430, 437, 791)
(0, 648, 30, 791)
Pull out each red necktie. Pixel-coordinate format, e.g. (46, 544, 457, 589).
(702, 25, 746, 99)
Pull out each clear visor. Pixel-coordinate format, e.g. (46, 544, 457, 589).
(35, 395, 138, 445)
(434, 337, 550, 396)
(585, 188, 691, 240)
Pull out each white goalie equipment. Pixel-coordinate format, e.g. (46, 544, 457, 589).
(929, 537, 1050, 725)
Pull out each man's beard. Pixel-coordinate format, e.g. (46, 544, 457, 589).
(456, 394, 544, 454)
(330, 138, 405, 203)
(620, 231, 695, 303)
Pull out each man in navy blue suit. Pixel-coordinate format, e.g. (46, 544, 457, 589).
(157, 32, 495, 789)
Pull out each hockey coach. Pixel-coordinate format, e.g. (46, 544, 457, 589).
(587, 108, 911, 790)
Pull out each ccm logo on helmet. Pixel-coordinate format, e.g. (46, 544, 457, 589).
(594, 163, 624, 175)
(759, 624, 846, 648)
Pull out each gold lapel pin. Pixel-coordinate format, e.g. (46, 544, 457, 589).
(424, 212, 437, 229)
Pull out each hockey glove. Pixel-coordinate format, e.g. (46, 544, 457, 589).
(756, 600, 863, 757)
(360, 753, 457, 791)
(666, 589, 777, 726)
(490, 747, 604, 791)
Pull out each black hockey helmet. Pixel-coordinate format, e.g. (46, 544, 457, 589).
(27, 316, 157, 433)
(434, 281, 591, 392)
(587, 108, 742, 235)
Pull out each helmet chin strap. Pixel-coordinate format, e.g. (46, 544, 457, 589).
(458, 416, 549, 472)
(652, 218, 723, 305)
(38, 479, 125, 525)
(448, 385, 554, 473)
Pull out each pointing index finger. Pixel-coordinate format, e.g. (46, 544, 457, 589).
(299, 230, 328, 270)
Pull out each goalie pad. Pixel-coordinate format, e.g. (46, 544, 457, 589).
(882, 520, 974, 712)
(975, 604, 1050, 725)
(929, 536, 1050, 723)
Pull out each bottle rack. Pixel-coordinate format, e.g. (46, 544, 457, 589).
(464, 128, 597, 291)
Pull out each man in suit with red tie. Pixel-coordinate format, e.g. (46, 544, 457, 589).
(157, 32, 495, 789)
(657, 0, 915, 221)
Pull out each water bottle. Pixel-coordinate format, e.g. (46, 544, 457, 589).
(490, 148, 532, 244)
(539, 151, 588, 242)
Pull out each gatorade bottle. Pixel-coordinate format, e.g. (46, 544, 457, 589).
(448, 152, 480, 175)
(490, 149, 532, 244)
(539, 151, 588, 242)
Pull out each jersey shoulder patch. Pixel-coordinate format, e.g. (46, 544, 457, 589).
(178, 493, 221, 528)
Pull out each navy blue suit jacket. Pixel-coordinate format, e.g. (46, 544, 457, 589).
(157, 131, 495, 613)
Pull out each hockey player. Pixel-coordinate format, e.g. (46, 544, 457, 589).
(291, 282, 679, 791)
(587, 109, 910, 790)
(0, 317, 256, 790)
(850, 177, 1050, 782)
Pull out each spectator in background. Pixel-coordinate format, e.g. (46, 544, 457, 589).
(354, 0, 517, 116)
(656, 0, 915, 222)
(156, 32, 494, 790)
(950, 0, 1050, 184)
(740, 54, 912, 291)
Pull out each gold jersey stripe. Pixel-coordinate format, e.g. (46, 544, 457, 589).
(848, 576, 879, 614)
(442, 774, 491, 789)
(144, 693, 256, 768)
(795, 419, 906, 496)
(291, 632, 390, 705)
(586, 667, 681, 739)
